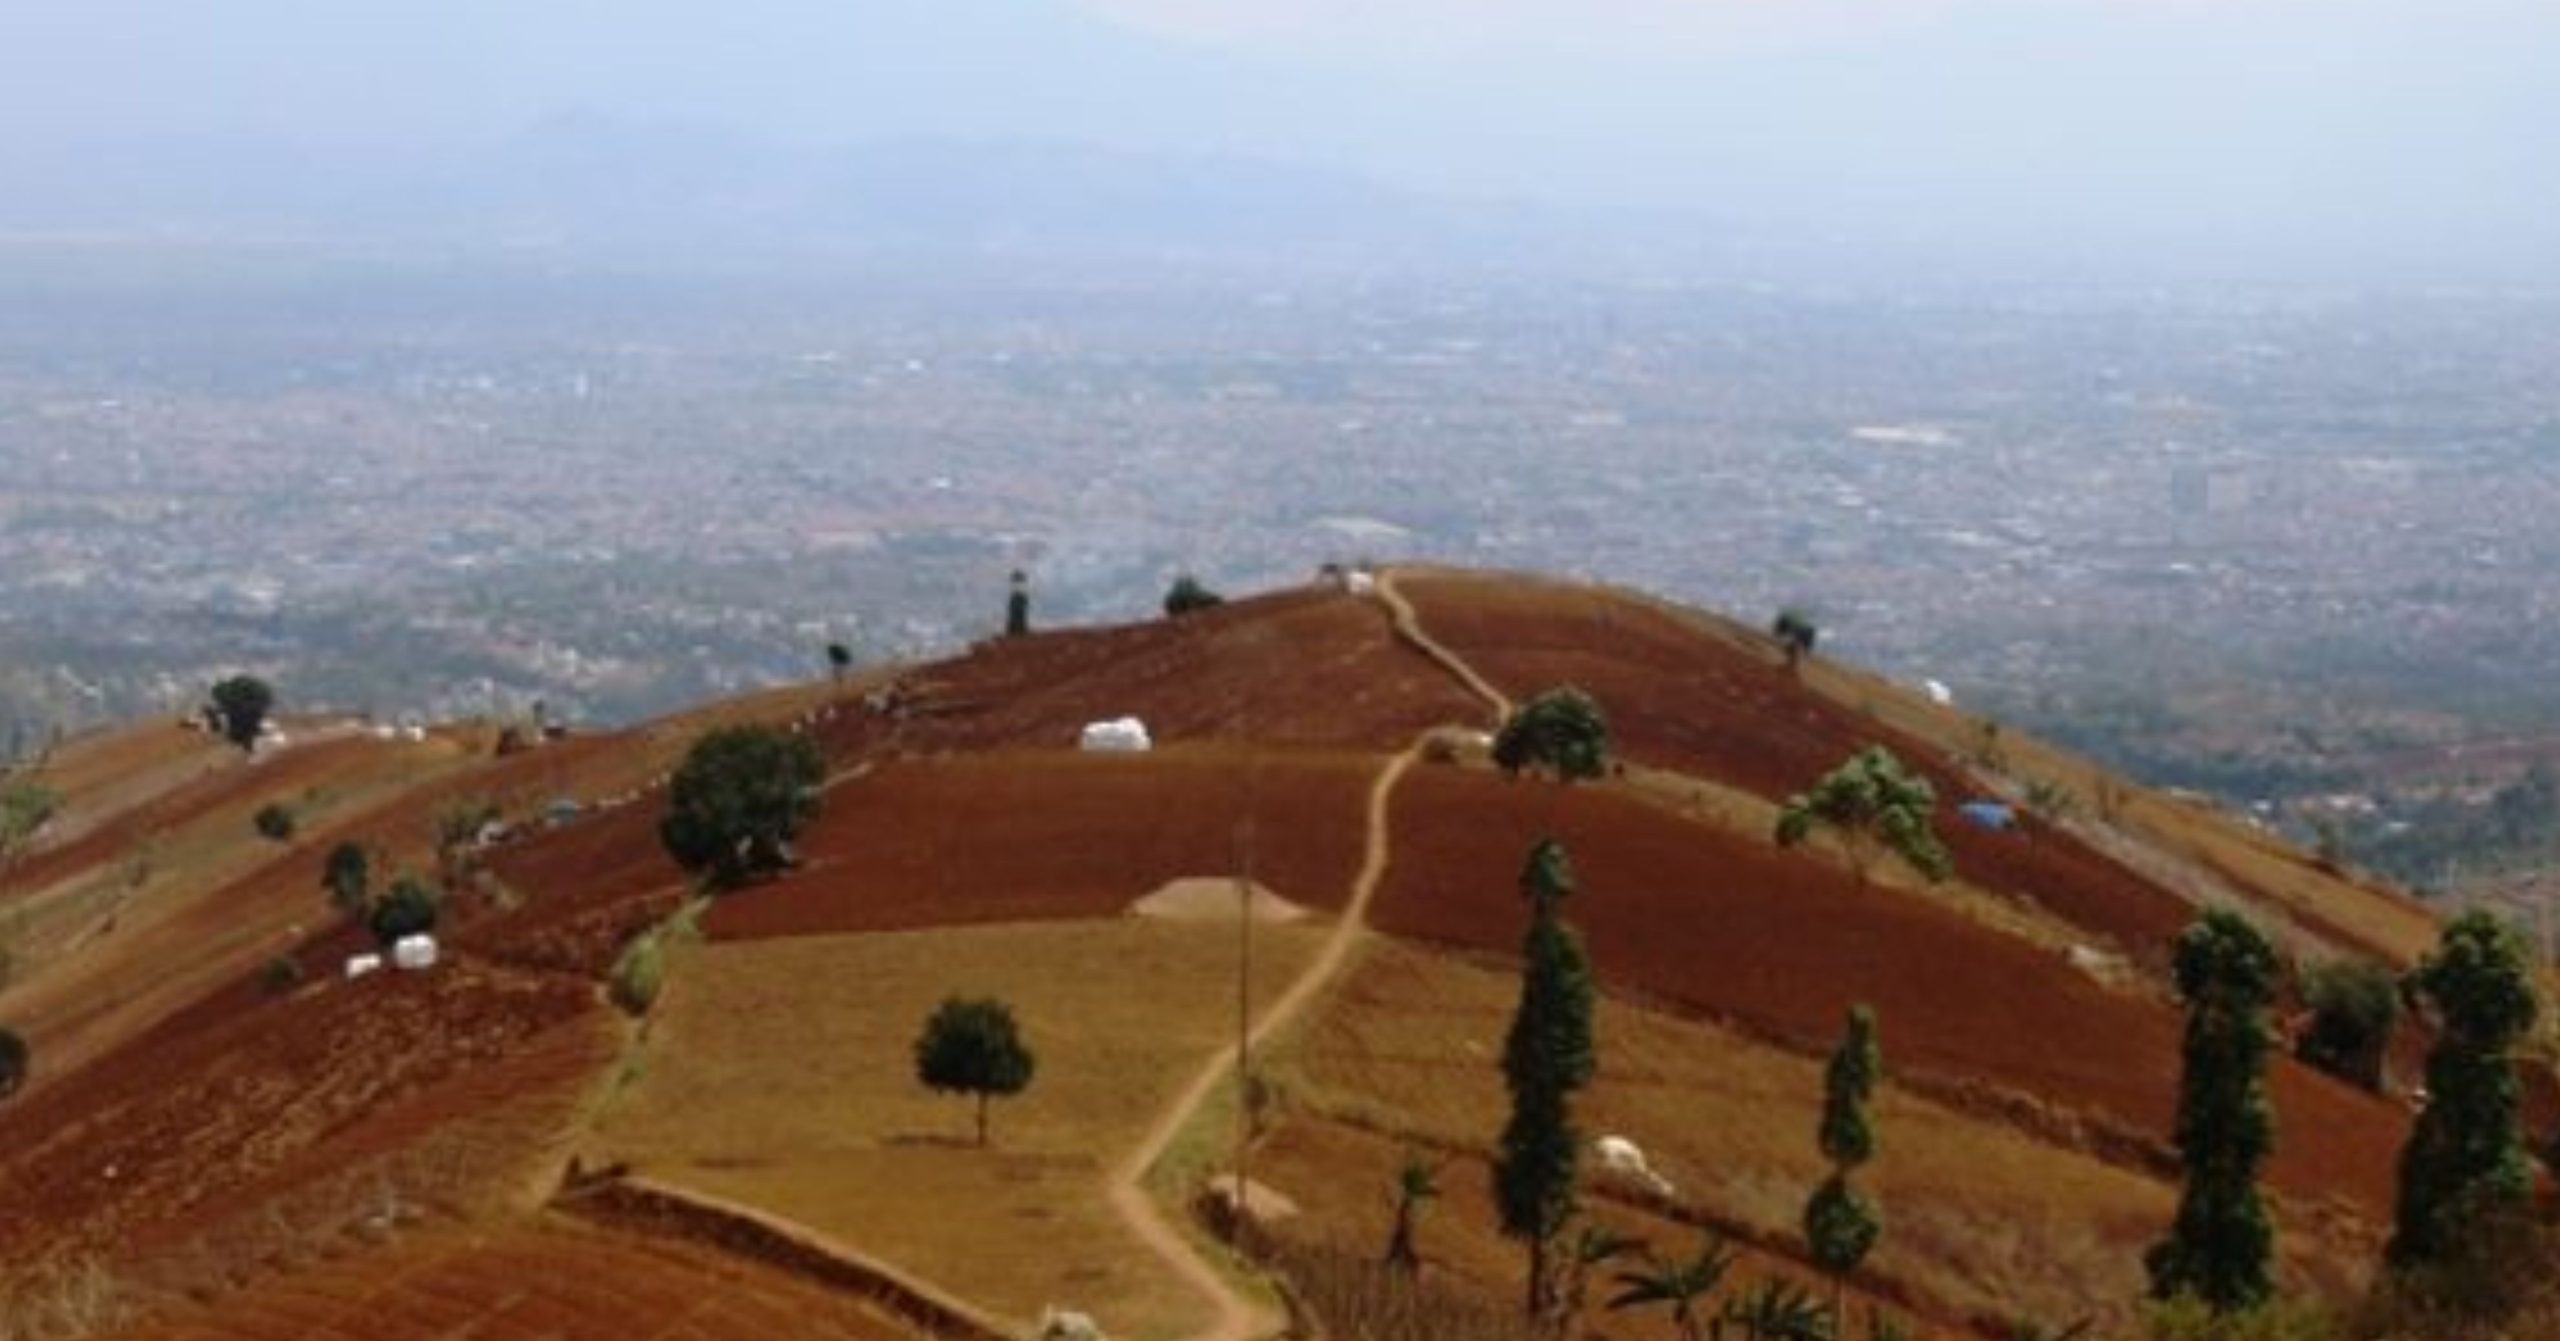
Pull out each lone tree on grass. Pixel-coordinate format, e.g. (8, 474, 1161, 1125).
(1163, 573, 1224, 617)
(1805, 1005, 1883, 1321)
(1493, 687, 1611, 785)
(1005, 569, 1031, 637)
(1494, 838, 1596, 1321)
(2296, 958, 2401, 1093)
(208, 675, 274, 752)
(0, 1026, 25, 1101)
(913, 995, 1036, 1147)
(659, 725, 825, 891)
(1771, 609, 1818, 669)
(2388, 910, 2539, 1272)
(1775, 746, 1951, 888)
(2147, 908, 2279, 1314)
(1383, 1149, 1440, 1274)
(825, 642, 852, 682)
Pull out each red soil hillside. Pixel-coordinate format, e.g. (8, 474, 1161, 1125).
(704, 747, 1375, 941)
(0, 956, 602, 1271)
(0, 564, 2474, 1340)
(1371, 764, 2409, 1220)
(1392, 567, 2436, 968)
(808, 583, 1481, 759)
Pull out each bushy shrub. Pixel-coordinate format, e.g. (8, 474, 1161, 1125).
(367, 876, 439, 948)
(1163, 574, 1224, 617)
(610, 932, 665, 1017)
(253, 802, 296, 842)
(2295, 959, 2399, 1091)
(259, 954, 306, 996)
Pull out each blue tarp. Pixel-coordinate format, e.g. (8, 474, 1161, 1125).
(1958, 801, 2017, 831)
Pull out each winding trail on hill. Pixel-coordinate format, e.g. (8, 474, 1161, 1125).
(1104, 572, 1511, 1341)
(1377, 569, 1514, 721)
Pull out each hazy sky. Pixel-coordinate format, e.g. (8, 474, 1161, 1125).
(5, 0, 2553, 278)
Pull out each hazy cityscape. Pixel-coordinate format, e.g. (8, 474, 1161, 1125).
(6, 246, 2560, 861)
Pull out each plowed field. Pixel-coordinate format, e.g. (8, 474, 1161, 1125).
(0, 961, 605, 1271)
(703, 748, 1376, 941)
(114, 1217, 920, 1341)
(1388, 570, 2200, 961)
(808, 585, 1480, 759)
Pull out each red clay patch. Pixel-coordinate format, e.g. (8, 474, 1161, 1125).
(1369, 764, 2407, 1220)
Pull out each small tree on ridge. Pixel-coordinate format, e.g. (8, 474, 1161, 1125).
(1493, 687, 1611, 785)
(1775, 746, 1951, 888)
(659, 725, 825, 891)
(208, 675, 274, 752)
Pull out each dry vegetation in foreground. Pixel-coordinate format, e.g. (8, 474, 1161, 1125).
(1261, 939, 2377, 1338)
(586, 916, 1327, 1340)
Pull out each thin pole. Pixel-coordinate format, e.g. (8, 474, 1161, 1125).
(1233, 810, 1257, 1247)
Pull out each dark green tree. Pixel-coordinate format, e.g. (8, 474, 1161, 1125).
(2146, 909, 2280, 1313)
(825, 642, 852, 681)
(1607, 1233, 1737, 1341)
(658, 725, 826, 890)
(1492, 687, 1611, 784)
(1163, 573, 1224, 617)
(2388, 911, 2539, 1270)
(0, 1026, 25, 1100)
(1494, 838, 1597, 1319)
(1005, 569, 1032, 637)
(322, 840, 372, 918)
(1805, 1005, 1883, 1320)
(1775, 747, 1951, 887)
(1772, 609, 1819, 668)
(208, 675, 275, 752)
(1383, 1149, 1440, 1274)
(367, 874, 440, 948)
(913, 995, 1037, 1147)
(2295, 958, 2400, 1092)
(252, 802, 296, 842)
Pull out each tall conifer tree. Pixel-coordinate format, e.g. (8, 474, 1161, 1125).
(2147, 909, 2279, 1312)
(1495, 838, 1596, 1320)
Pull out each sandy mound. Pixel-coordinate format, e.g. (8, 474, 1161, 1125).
(1128, 877, 1310, 923)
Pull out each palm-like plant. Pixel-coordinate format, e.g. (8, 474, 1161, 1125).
(1608, 1234, 1738, 1341)
(1559, 1221, 1647, 1334)
(1383, 1149, 1440, 1274)
(1723, 1276, 1835, 1341)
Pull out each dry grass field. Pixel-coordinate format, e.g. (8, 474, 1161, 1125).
(1264, 939, 2377, 1339)
(585, 917, 1331, 1341)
